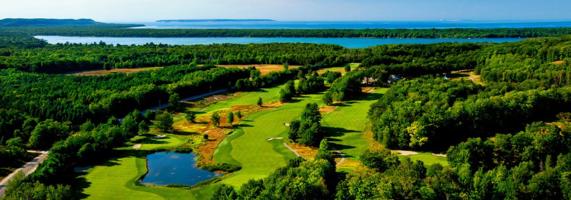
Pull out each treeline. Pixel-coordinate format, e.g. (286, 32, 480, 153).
(4, 26, 571, 38)
(0, 66, 247, 121)
(0, 66, 249, 144)
(365, 35, 571, 151)
(213, 158, 336, 200)
(369, 77, 571, 151)
(0, 37, 489, 74)
(0, 43, 349, 73)
(4, 111, 150, 199)
(0, 33, 47, 48)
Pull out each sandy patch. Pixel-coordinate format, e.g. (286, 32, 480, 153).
(432, 153, 447, 157)
(219, 64, 300, 76)
(392, 150, 419, 156)
(362, 87, 376, 94)
(319, 106, 337, 114)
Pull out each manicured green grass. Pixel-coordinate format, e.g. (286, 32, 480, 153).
(82, 156, 162, 200)
(213, 130, 243, 166)
(82, 155, 214, 200)
(399, 153, 449, 167)
(322, 88, 387, 159)
(218, 93, 324, 187)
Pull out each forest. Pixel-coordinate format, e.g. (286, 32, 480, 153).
(4, 25, 571, 38)
(0, 31, 570, 200)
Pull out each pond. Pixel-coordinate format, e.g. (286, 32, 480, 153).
(140, 151, 217, 186)
(34, 35, 521, 49)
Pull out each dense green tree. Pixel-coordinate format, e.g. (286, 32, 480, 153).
(168, 93, 181, 110)
(288, 103, 323, 146)
(322, 92, 333, 106)
(227, 112, 235, 127)
(185, 112, 196, 123)
(211, 185, 238, 200)
(155, 112, 173, 133)
(211, 112, 221, 127)
(344, 65, 351, 73)
(28, 119, 71, 150)
(360, 149, 400, 172)
(257, 97, 263, 107)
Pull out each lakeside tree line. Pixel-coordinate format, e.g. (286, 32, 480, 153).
(4, 26, 571, 38)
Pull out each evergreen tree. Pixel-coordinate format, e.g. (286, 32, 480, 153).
(211, 112, 221, 127)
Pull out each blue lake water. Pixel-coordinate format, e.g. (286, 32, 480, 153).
(140, 152, 217, 186)
(135, 21, 571, 29)
(35, 36, 521, 48)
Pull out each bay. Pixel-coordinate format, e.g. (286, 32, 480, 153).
(35, 35, 521, 48)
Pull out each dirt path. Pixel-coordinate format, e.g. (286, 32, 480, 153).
(283, 143, 301, 157)
(0, 150, 49, 197)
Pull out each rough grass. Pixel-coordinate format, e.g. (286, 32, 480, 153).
(450, 69, 484, 85)
(317, 63, 360, 75)
(218, 64, 300, 75)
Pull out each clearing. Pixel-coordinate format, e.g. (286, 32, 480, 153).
(219, 64, 300, 75)
(450, 69, 484, 85)
(317, 63, 360, 75)
(71, 67, 163, 76)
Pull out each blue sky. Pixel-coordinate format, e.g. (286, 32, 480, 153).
(1, 0, 570, 22)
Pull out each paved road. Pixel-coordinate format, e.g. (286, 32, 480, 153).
(0, 150, 49, 197)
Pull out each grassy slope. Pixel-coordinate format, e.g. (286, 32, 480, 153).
(193, 87, 281, 114)
(322, 88, 387, 159)
(217, 93, 323, 187)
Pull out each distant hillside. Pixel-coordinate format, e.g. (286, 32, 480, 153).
(157, 19, 275, 23)
(0, 18, 142, 27)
